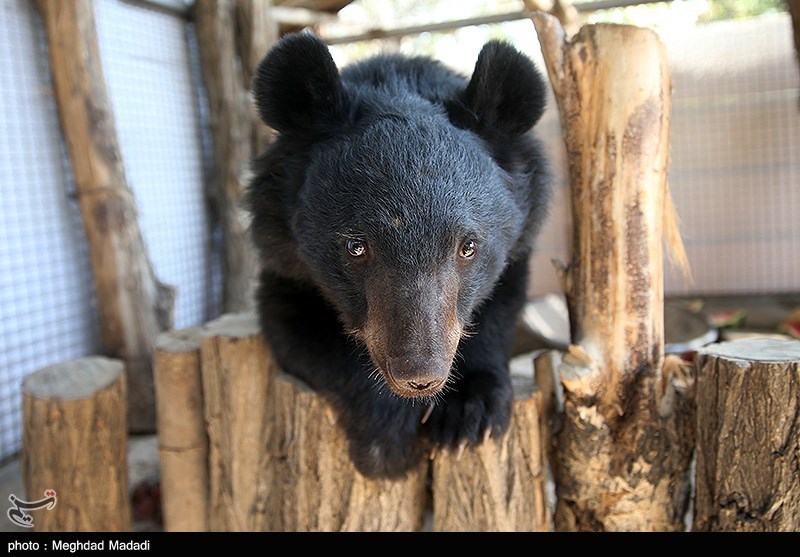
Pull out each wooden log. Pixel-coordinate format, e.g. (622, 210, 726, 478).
(195, 0, 276, 312)
(532, 13, 695, 531)
(153, 328, 208, 532)
(22, 357, 130, 532)
(694, 338, 800, 532)
(264, 373, 427, 532)
(201, 312, 280, 531)
(37, 0, 175, 432)
(431, 376, 551, 532)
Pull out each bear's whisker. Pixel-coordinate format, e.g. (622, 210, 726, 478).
(420, 403, 435, 424)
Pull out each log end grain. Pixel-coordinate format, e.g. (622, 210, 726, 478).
(202, 311, 260, 339)
(22, 357, 124, 401)
(155, 327, 202, 353)
(699, 338, 800, 363)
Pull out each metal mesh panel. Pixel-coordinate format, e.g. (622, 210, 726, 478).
(95, 0, 212, 326)
(0, 0, 99, 462)
(663, 13, 800, 295)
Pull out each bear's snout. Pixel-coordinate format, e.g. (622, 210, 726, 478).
(362, 272, 462, 399)
(385, 356, 449, 397)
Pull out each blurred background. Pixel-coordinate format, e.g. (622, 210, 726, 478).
(0, 0, 798, 483)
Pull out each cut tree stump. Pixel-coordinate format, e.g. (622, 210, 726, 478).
(200, 312, 279, 531)
(154, 328, 208, 532)
(264, 374, 427, 532)
(37, 0, 175, 432)
(531, 12, 695, 531)
(22, 357, 130, 532)
(694, 338, 800, 532)
(432, 375, 550, 532)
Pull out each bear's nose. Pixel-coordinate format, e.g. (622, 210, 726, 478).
(386, 356, 449, 397)
(407, 379, 441, 391)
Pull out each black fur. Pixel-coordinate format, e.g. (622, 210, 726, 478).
(247, 33, 551, 478)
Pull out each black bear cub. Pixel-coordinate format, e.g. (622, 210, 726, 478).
(247, 33, 550, 478)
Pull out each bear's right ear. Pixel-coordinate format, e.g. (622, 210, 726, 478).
(447, 41, 547, 138)
(252, 33, 346, 135)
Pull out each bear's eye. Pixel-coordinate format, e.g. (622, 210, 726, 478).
(346, 239, 368, 258)
(459, 239, 477, 260)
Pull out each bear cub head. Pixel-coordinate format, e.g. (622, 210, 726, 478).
(249, 33, 548, 400)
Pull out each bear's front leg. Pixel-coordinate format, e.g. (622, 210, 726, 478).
(333, 387, 428, 478)
(422, 255, 530, 449)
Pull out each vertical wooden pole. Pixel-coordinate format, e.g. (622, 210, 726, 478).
(22, 358, 130, 531)
(694, 338, 800, 531)
(201, 313, 279, 531)
(37, 0, 175, 432)
(531, 12, 695, 531)
(154, 328, 208, 531)
(236, 0, 279, 153)
(194, 0, 277, 313)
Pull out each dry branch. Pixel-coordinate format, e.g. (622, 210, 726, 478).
(195, 0, 277, 312)
(37, 0, 174, 432)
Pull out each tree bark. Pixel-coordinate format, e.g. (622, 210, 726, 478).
(532, 13, 695, 531)
(195, 0, 276, 313)
(432, 376, 551, 531)
(154, 328, 208, 532)
(36, 0, 175, 432)
(694, 338, 800, 532)
(22, 357, 130, 532)
(236, 0, 279, 154)
(264, 373, 427, 532)
(200, 312, 280, 531)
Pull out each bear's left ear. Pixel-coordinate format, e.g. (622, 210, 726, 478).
(252, 32, 346, 136)
(448, 41, 547, 137)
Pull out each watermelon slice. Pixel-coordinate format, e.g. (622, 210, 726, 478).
(708, 309, 747, 329)
(779, 308, 800, 339)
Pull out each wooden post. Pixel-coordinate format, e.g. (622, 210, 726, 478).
(236, 0, 279, 153)
(201, 312, 280, 531)
(264, 374, 428, 532)
(154, 328, 208, 532)
(432, 376, 550, 532)
(531, 13, 695, 531)
(195, 0, 277, 312)
(694, 338, 800, 532)
(37, 0, 175, 432)
(22, 357, 130, 532)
